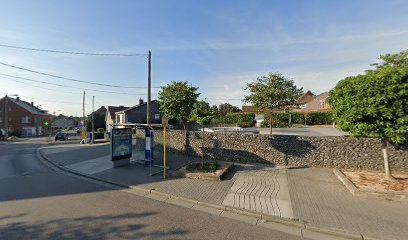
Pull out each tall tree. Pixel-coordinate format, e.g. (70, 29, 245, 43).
(218, 103, 240, 117)
(158, 81, 200, 130)
(329, 50, 408, 179)
(190, 100, 218, 126)
(243, 72, 303, 135)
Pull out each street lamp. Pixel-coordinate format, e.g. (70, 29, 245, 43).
(4, 94, 18, 140)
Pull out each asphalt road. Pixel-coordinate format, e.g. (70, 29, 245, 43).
(0, 142, 303, 240)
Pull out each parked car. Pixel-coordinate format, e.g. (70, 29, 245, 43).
(0, 129, 5, 141)
(55, 132, 69, 141)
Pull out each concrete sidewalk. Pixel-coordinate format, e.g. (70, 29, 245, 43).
(40, 143, 408, 240)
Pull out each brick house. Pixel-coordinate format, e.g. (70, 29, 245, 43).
(0, 96, 52, 137)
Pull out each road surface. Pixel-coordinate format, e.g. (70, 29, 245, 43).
(0, 141, 303, 239)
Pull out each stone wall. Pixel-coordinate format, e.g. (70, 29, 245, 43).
(135, 129, 408, 171)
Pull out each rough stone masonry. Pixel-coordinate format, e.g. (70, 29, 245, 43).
(135, 129, 408, 171)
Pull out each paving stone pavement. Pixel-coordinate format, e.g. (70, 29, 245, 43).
(287, 167, 408, 240)
(41, 144, 408, 239)
(222, 168, 294, 219)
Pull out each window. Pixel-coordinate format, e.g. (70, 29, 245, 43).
(21, 116, 31, 123)
(300, 104, 307, 109)
(0, 107, 2, 112)
(8, 107, 11, 111)
(155, 114, 160, 120)
(0, 117, 2, 123)
(8, 117, 11, 122)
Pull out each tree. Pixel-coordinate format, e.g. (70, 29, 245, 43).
(218, 103, 240, 117)
(243, 72, 303, 135)
(158, 81, 200, 130)
(328, 50, 408, 179)
(190, 100, 218, 126)
(86, 106, 107, 131)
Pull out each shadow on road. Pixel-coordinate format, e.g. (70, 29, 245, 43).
(0, 212, 189, 239)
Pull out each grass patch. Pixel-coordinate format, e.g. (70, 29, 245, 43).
(186, 162, 220, 173)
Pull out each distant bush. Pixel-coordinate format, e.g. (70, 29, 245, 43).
(221, 112, 255, 127)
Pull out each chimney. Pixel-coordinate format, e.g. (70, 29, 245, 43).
(139, 99, 144, 105)
(31, 102, 34, 105)
(16, 97, 20, 101)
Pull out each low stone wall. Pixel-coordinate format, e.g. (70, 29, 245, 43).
(135, 129, 408, 171)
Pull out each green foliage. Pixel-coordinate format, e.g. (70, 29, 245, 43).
(328, 50, 408, 144)
(189, 100, 218, 125)
(243, 72, 303, 111)
(221, 112, 255, 127)
(186, 162, 220, 173)
(86, 113, 106, 131)
(97, 128, 105, 133)
(218, 103, 240, 117)
(305, 112, 333, 125)
(158, 81, 200, 129)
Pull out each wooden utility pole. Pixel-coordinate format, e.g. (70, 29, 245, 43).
(147, 50, 151, 125)
(91, 96, 94, 144)
(4, 95, 8, 139)
(82, 91, 85, 140)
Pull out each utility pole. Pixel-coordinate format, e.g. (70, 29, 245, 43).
(82, 91, 85, 140)
(91, 96, 95, 144)
(147, 50, 151, 125)
(4, 95, 8, 139)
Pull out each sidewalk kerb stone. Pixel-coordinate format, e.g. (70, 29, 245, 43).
(220, 211, 258, 225)
(256, 221, 302, 237)
(165, 198, 195, 209)
(191, 204, 224, 216)
(302, 227, 363, 240)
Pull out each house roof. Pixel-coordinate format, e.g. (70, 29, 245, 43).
(2, 96, 48, 115)
(298, 91, 330, 112)
(107, 106, 130, 121)
(297, 91, 316, 105)
(118, 100, 159, 113)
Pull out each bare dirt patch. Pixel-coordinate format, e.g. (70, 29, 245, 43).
(342, 170, 408, 192)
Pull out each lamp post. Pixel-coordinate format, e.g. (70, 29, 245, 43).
(3, 94, 18, 140)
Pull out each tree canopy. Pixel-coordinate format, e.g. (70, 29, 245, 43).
(158, 81, 200, 129)
(328, 49, 408, 178)
(218, 103, 240, 117)
(328, 50, 408, 144)
(189, 100, 218, 126)
(243, 72, 303, 134)
(243, 72, 303, 111)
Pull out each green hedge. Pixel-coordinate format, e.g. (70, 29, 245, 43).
(221, 112, 255, 127)
(263, 111, 333, 127)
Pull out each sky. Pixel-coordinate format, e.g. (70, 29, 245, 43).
(0, 0, 407, 116)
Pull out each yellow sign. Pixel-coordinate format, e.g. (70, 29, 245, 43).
(162, 117, 169, 127)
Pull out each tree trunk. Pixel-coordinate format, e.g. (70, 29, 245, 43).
(182, 120, 187, 131)
(269, 111, 273, 135)
(381, 139, 393, 179)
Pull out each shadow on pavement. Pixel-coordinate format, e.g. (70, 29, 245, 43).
(0, 212, 189, 239)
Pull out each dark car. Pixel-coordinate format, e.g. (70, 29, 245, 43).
(55, 132, 69, 141)
(0, 129, 5, 141)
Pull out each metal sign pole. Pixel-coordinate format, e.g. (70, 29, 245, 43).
(163, 125, 166, 179)
(149, 129, 152, 176)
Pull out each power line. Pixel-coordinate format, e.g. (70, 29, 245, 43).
(0, 61, 161, 89)
(1, 76, 82, 95)
(0, 91, 85, 105)
(0, 43, 147, 57)
(0, 73, 149, 95)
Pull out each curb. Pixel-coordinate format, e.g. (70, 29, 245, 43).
(333, 169, 408, 202)
(36, 147, 381, 240)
